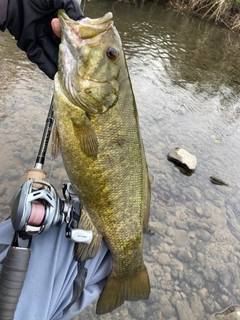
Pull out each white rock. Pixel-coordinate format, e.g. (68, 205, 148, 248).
(167, 148, 197, 172)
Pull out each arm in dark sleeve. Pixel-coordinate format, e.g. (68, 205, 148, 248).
(0, 0, 8, 26)
(0, 0, 84, 79)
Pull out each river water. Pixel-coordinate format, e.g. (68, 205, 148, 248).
(1, 1, 240, 319)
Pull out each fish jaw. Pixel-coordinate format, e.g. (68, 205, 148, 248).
(57, 10, 120, 114)
(58, 10, 113, 40)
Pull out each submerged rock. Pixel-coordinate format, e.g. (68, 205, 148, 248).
(176, 299, 197, 320)
(210, 176, 229, 186)
(167, 148, 197, 173)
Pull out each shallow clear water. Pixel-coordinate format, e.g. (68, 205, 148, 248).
(1, 1, 240, 319)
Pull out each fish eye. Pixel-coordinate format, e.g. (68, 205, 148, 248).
(106, 46, 118, 60)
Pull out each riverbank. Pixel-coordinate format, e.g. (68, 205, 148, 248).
(145, 0, 240, 32)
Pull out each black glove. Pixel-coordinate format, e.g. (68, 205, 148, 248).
(1, 0, 84, 79)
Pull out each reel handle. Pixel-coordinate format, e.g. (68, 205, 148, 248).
(0, 246, 30, 319)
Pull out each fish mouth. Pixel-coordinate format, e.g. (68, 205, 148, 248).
(57, 10, 117, 114)
(58, 10, 113, 39)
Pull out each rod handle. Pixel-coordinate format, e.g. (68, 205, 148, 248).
(0, 246, 30, 319)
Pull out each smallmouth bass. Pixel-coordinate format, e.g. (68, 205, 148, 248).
(52, 10, 151, 314)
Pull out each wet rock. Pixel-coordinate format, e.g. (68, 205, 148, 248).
(129, 301, 146, 319)
(0, 205, 11, 222)
(184, 269, 204, 290)
(189, 231, 196, 239)
(198, 287, 208, 299)
(207, 314, 217, 320)
(191, 273, 204, 290)
(190, 186, 202, 201)
(158, 312, 164, 320)
(20, 148, 35, 162)
(161, 304, 176, 319)
(210, 176, 229, 186)
(179, 280, 191, 295)
(0, 187, 7, 197)
(171, 291, 182, 306)
(174, 229, 189, 247)
(147, 301, 163, 315)
(217, 268, 233, 287)
(165, 272, 171, 281)
(171, 269, 179, 279)
(166, 227, 175, 238)
(195, 229, 212, 242)
(75, 311, 93, 320)
(167, 148, 197, 172)
(196, 205, 204, 217)
(165, 237, 174, 245)
(178, 270, 184, 281)
(152, 207, 166, 221)
(177, 249, 193, 263)
(148, 288, 161, 304)
(152, 261, 163, 277)
(190, 293, 205, 320)
(161, 243, 171, 254)
(163, 266, 171, 273)
(202, 298, 215, 313)
(175, 220, 189, 231)
(214, 301, 224, 312)
(161, 279, 172, 291)
(197, 252, 205, 263)
(149, 221, 166, 236)
(163, 191, 172, 201)
(159, 295, 176, 318)
(156, 253, 171, 265)
(176, 299, 197, 320)
(217, 283, 231, 296)
(206, 281, 216, 294)
(203, 268, 218, 283)
(145, 262, 158, 288)
(220, 294, 229, 305)
(187, 221, 214, 234)
(119, 308, 129, 318)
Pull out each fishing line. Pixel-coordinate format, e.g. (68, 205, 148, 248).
(28, 203, 45, 226)
(48, 158, 55, 184)
(81, 0, 87, 15)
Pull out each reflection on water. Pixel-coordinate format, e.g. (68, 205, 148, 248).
(1, 1, 240, 319)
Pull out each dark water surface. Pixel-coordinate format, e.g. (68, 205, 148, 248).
(1, 1, 240, 319)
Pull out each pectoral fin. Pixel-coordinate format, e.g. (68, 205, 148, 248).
(71, 111, 99, 158)
(74, 206, 102, 261)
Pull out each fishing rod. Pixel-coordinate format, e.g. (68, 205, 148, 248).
(0, 98, 92, 319)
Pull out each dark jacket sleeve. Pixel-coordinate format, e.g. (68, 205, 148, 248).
(0, 0, 8, 27)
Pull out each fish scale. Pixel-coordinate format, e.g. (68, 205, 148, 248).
(53, 10, 151, 315)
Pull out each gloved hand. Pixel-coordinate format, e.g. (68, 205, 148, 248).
(1, 0, 83, 79)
